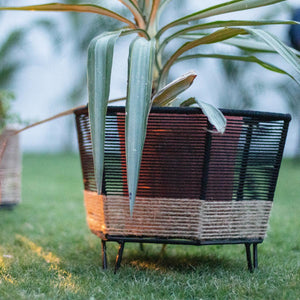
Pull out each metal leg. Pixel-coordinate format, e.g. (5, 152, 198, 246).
(114, 242, 125, 274)
(101, 240, 107, 270)
(245, 243, 253, 272)
(139, 243, 144, 252)
(160, 244, 167, 254)
(253, 243, 258, 269)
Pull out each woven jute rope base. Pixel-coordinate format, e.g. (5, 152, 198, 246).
(0, 130, 21, 206)
(84, 190, 272, 240)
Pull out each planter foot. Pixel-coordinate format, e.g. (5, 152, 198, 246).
(101, 240, 107, 270)
(114, 242, 125, 274)
(245, 243, 253, 272)
(253, 243, 258, 269)
(139, 243, 144, 252)
(245, 243, 258, 272)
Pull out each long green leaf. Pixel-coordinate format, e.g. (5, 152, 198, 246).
(0, 3, 137, 29)
(126, 37, 155, 215)
(176, 54, 300, 84)
(179, 33, 300, 56)
(245, 28, 300, 78)
(161, 26, 300, 86)
(159, 27, 247, 87)
(143, 0, 154, 20)
(158, 0, 173, 15)
(158, 19, 298, 55)
(88, 31, 120, 194)
(149, 0, 161, 24)
(117, 0, 146, 29)
(152, 71, 197, 106)
(156, 0, 174, 28)
(222, 36, 300, 55)
(195, 99, 227, 134)
(138, 0, 145, 11)
(148, 0, 161, 37)
(157, 0, 285, 36)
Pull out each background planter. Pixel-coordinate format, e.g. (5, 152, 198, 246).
(75, 106, 290, 271)
(0, 129, 21, 208)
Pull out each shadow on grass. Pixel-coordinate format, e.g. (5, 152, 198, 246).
(128, 254, 243, 274)
(97, 243, 246, 274)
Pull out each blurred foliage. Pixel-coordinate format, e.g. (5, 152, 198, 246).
(218, 57, 264, 110)
(0, 9, 25, 130)
(0, 28, 25, 89)
(279, 6, 300, 157)
(277, 79, 300, 157)
(0, 6, 61, 130)
(289, 8, 300, 51)
(0, 90, 16, 130)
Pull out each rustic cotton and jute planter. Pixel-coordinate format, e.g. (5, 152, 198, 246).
(0, 129, 21, 208)
(75, 106, 290, 272)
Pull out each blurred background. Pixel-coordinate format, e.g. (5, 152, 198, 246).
(0, 0, 299, 156)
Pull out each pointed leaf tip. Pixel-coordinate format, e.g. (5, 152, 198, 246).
(153, 71, 197, 106)
(195, 99, 227, 134)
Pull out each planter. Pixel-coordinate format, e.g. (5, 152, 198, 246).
(75, 106, 290, 272)
(0, 129, 21, 208)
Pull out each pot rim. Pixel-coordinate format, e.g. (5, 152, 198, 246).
(74, 105, 291, 122)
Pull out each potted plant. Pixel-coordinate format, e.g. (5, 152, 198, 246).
(0, 91, 21, 208)
(1, 0, 299, 270)
(1, 0, 299, 210)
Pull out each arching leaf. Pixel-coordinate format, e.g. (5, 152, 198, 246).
(117, 0, 146, 29)
(0, 3, 137, 29)
(245, 28, 300, 78)
(152, 71, 197, 106)
(158, 19, 299, 55)
(176, 54, 300, 84)
(195, 99, 227, 134)
(158, 0, 285, 36)
(159, 27, 247, 87)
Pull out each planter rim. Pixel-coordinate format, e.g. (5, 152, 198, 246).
(74, 105, 291, 122)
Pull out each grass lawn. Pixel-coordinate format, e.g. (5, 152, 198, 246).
(0, 154, 299, 299)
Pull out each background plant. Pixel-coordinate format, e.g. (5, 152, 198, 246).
(0, 4, 60, 133)
(1, 0, 300, 213)
(0, 90, 17, 132)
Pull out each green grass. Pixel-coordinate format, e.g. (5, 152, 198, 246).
(0, 154, 299, 299)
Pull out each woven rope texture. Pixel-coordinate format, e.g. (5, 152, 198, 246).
(0, 130, 21, 206)
(75, 107, 290, 240)
(84, 191, 272, 240)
